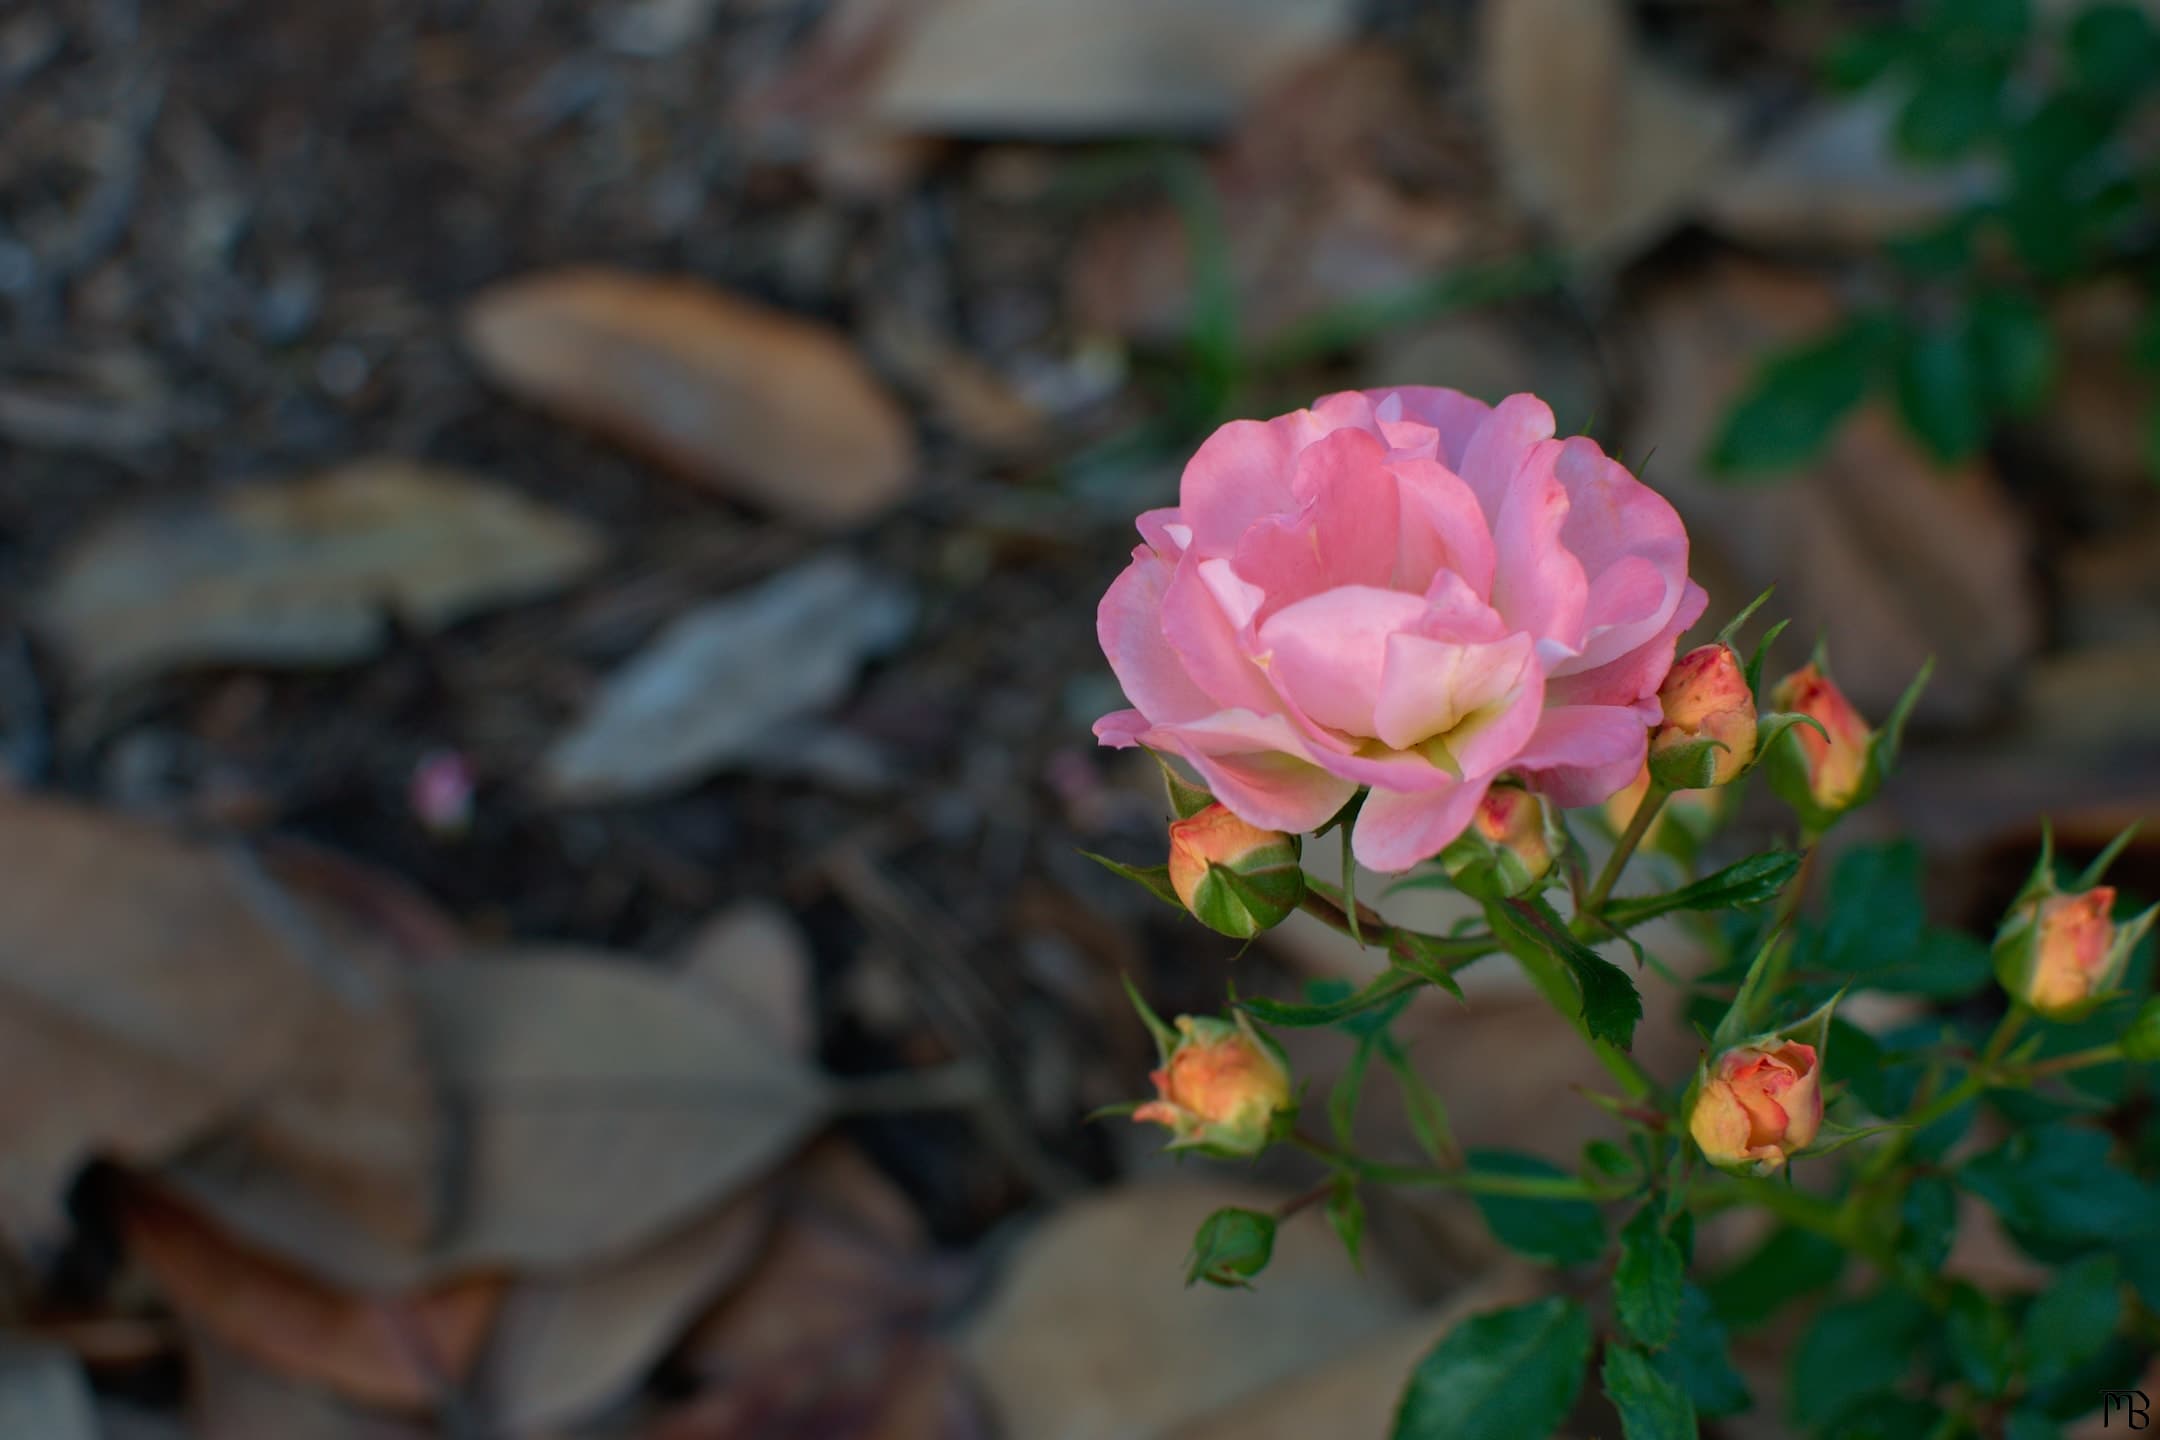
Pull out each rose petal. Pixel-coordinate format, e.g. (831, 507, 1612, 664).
(1160, 553, 1277, 714)
(1511, 705, 1650, 807)
(1144, 710, 1359, 832)
(1257, 586, 1430, 738)
(1547, 438, 1694, 675)
(1371, 632, 1535, 754)
(1393, 458, 1497, 600)
(1489, 439, 1589, 648)
(1098, 546, 1218, 727)
(1547, 580, 1708, 709)
(1351, 777, 1493, 872)
(1455, 393, 1556, 522)
(1374, 386, 1494, 471)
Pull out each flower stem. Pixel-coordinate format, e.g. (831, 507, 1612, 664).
(2021, 1043, 2125, 1081)
(1290, 1131, 1620, 1201)
(1583, 781, 1669, 918)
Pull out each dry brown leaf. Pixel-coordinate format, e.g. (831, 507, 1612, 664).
(34, 459, 602, 685)
(0, 795, 439, 1255)
(171, 947, 829, 1291)
(462, 269, 916, 527)
(961, 1180, 1415, 1440)
(120, 1182, 503, 1413)
(1630, 257, 2038, 723)
(472, 1191, 771, 1434)
(1480, 0, 1736, 261)
(0, 1339, 100, 1440)
(868, 0, 1354, 136)
(186, 1335, 434, 1440)
(674, 901, 818, 1059)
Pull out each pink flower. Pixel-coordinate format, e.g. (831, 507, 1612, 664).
(1093, 389, 1705, 871)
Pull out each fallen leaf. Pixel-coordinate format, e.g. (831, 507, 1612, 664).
(472, 1191, 772, 1434)
(543, 554, 913, 802)
(651, 1336, 986, 1440)
(1480, 0, 1737, 261)
(674, 901, 818, 1059)
(0, 794, 439, 1255)
(1631, 256, 2038, 722)
(462, 269, 916, 527)
(169, 948, 828, 1288)
(868, 0, 1354, 137)
(186, 1334, 433, 1440)
(961, 1180, 1415, 1440)
(34, 459, 602, 685)
(119, 1181, 503, 1413)
(1165, 1274, 1542, 1440)
(1706, 94, 1996, 249)
(0, 1339, 99, 1440)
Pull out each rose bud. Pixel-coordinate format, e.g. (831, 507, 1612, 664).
(1133, 1013, 1294, 1157)
(1767, 662, 1874, 823)
(1166, 804, 1303, 939)
(1687, 1040, 1823, 1175)
(1443, 786, 1555, 897)
(1994, 887, 2143, 1020)
(1603, 761, 1728, 851)
(1651, 643, 1757, 787)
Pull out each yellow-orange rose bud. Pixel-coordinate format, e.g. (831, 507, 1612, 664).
(1769, 663, 1873, 818)
(1652, 644, 1757, 786)
(1133, 1014, 1293, 1157)
(1995, 888, 2125, 1019)
(1166, 804, 1302, 939)
(1443, 785, 1554, 896)
(1688, 1040, 1822, 1175)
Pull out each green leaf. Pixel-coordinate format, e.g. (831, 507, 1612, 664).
(1585, 1139, 1635, 1179)
(1822, 1397, 1955, 1439)
(1616, 1207, 1685, 1349)
(1708, 1226, 1845, 1330)
(2004, 1412, 2064, 1440)
(1493, 898, 1641, 1050)
(1823, 25, 1910, 91)
(1185, 1207, 1276, 1289)
(1895, 59, 2008, 162)
(1897, 1173, 1959, 1272)
(1326, 1176, 1367, 1268)
(1391, 1298, 1593, 1440)
(2068, 4, 2160, 102)
(1464, 1149, 1607, 1267)
(1382, 1040, 1457, 1162)
(1945, 1282, 2015, 1398)
(1240, 968, 1423, 1028)
(1967, 289, 2055, 416)
(1790, 1288, 1930, 1426)
(1925, 0, 2027, 47)
(2025, 1253, 2122, 1387)
(1150, 749, 1216, 819)
(1960, 1127, 2160, 1252)
(1709, 322, 1883, 477)
(1330, 1035, 1376, 1146)
(1082, 850, 1181, 908)
(1894, 319, 1987, 463)
(1603, 852, 1804, 929)
(1651, 1284, 1753, 1417)
(1602, 1345, 1697, 1440)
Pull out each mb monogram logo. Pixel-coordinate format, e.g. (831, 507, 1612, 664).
(2104, 1390, 2152, 1428)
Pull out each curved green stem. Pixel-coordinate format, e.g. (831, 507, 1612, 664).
(1583, 782, 1669, 917)
(1290, 1132, 1623, 1201)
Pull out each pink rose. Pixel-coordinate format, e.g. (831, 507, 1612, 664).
(1094, 389, 1706, 871)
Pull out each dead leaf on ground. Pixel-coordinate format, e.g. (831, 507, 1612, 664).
(33, 459, 602, 685)
(0, 794, 439, 1256)
(472, 1190, 772, 1434)
(118, 1181, 503, 1413)
(185, 1335, 433, 1440)
(0, 1338, 99, 1440)
(961, 1180, 1415, 1440)
(867, 0, 1355, 137)
(1480, 0, 1737, 262)
(168, 947, 828, 1289)
(674, 901, 818, 1059)
(462, 268, 916, 527)
(1166, 1273, 1541, 1440)
(542, 554, 913, 802)
(1630, 256, 2038, 723)
(650, 1335, 987, 1440)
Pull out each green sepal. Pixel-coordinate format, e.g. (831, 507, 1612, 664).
(1867, 655, 1934, 782)
(2120, 995, 2160, 1063)
(1745, 617, 1794, 700)
(1195, 849, 1305, 938)
(2074, 821, 2142, 890)
(1715, 587, 1775, 652)
(1083, 850, 1181, 908)
(1149, 749, 1216, 819)
(1326, 1176, 1366, 1269)
(1121, 972, 1180, 1059)
(1647, 736, 1730, 792)
(1240, 966, 1422, 1028)
(1790, 1118, 1906, 1160)
(1185, 1207, 1276, 1289)
(1709, 932, 1794, 1052)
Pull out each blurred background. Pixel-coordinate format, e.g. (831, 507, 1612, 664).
(2, 0, 2158, 1435)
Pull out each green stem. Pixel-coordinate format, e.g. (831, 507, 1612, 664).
(1583, 782, 1668, 917)
(1505, 927, 1659, 1101)
(1290, 1132, 1622, 1201)
(1294, 889, 1494, 971)
(2022, 1043, 2125, 1081)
